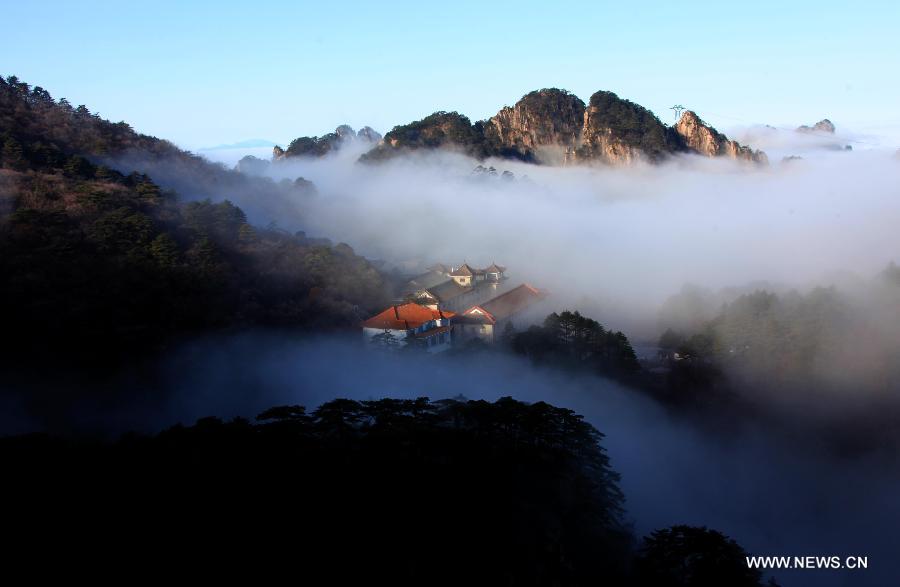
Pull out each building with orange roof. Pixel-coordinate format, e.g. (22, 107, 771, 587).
(361, 302, 455, 352)
(407, 262, 509, 312)
(483, 262, 507, 282)
(455, 284, 546, 344)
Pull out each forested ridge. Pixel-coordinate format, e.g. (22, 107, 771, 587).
(0, 75, 391, 361)
(3, 396, 772, 586)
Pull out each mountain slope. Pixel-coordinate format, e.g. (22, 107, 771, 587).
(0, 75, 391, 361)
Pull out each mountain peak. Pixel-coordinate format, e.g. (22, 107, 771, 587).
(278, 124, 382, 160)
(361, 88, 767, 166)
(797, 119, 836, 134)
(484, 88, 585, 164)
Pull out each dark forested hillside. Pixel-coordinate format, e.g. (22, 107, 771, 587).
(0, 75, 391, 361)
(2, 396, 770, 586)
(3, 396, 631, 583)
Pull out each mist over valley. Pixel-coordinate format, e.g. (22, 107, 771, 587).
(3, 7, 900, 582)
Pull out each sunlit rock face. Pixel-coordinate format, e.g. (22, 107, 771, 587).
(485, 91, 768, 166)
(578, 90, 677, 165)
(487, 89, 678, 165)
(674, 110, 768, 164)
(486, 89, 585, 164)
(577, 125, 645, 165)
(362, 89, 768, 166)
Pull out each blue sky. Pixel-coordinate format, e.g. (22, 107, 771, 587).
(3, 0, 900, 149)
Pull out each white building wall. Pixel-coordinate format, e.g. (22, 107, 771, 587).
(363, 319, 452, 351)
(362, 327, 410, 347)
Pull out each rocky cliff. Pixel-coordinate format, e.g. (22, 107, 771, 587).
(360, 89, 767, 166)
(577, 91, 679, 164)
(674, 111, 768, 164)
(484, 89, 585, 163)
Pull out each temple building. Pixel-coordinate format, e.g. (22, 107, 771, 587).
(360, 303, 454, 353)
(454, 284, 545, 344)
(483, 263, 507, 283)
(406, 262, 508, 312)
(448, 263, 482, 286)
(363, 271, 547, 351)
(403, 265, 452, 294)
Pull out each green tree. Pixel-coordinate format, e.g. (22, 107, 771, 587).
(150, 234, 179, 268)
(514, 311, 640, 375)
